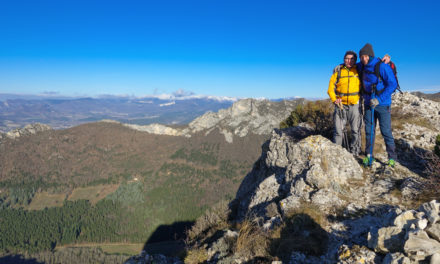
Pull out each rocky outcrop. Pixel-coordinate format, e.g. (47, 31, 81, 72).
(190, 125, 434, 263)
(124, 98, 303, 142)
(234, 130, 365, 220)
(392, 92, 440, 150)
(0, 123, 52, 141)
(233, 127, 422, 222)
(124, 123, 187, 137)
(364, 200, 440, 262)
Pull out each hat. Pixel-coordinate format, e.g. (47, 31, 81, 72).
(359, 43, 375, 57)
(344, 50, 357, 62)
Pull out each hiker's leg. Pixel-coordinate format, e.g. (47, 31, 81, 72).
(376, 106, 397, 160)
(364, 105, 374, 155)
(348, 104, 361, 155)
(333, 106, 345, 145)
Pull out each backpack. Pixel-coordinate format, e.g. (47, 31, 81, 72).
(359, 59, 402, 96)
(334, 65, 359, 86)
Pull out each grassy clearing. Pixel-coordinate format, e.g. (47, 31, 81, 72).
(67, 184, 119, 204)
(27, 192, 66, 210)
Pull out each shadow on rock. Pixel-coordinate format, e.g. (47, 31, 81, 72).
(396, 138, 438, 176)
(141, 221, 194, 257)
(0, 255, 44, 264)
(242, 256, 274, 264)
(269, 213, 328, 262)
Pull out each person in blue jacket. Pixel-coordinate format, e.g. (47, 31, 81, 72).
(357, 43, 398, 167)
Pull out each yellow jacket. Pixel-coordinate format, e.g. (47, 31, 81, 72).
(327, 65, 361, 105)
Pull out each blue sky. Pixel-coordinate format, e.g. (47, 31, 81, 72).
(0, 0, 439, 99)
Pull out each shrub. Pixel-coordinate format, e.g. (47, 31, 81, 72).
(280, 100, 333, 139)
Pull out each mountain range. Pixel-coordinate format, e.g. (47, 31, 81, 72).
(0, 93, 237, 133)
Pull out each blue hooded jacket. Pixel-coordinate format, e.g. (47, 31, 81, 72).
(357, 57, 397, 106)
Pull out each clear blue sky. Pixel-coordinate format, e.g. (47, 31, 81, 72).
(1, 0, 439, 99)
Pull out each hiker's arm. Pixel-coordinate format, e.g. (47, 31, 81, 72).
(377, 64, 398, 103)
(327, 72, 338, 103)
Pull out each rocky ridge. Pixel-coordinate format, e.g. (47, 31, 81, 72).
(0, 123, 52, 141)
(121, 98, 303, 143)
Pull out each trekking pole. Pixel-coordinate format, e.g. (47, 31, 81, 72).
(337, 102, 349, 150)
(368, 93, 376, 166)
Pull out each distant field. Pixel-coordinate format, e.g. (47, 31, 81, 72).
(67, 184, 119, 204)
(56, 243, 144, 256)
(27, 192, 66, 210)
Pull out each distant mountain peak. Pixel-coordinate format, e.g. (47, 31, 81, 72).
(124, 98, 304, 143)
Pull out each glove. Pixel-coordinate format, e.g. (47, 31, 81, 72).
(333, 64, 341, 74)
(370, 98, 379, 108)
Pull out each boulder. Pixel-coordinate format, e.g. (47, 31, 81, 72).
(404, 230, 440, 261)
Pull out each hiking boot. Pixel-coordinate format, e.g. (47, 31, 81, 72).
(388, 159, 396, 168)
(363, 156, 375, 167)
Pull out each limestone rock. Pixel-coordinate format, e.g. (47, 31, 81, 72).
(392, 92, 440, 150)
(382, 252, 412, 264)
(124, 123, 185, 137)
(427, 223, 440, 242)
(419, 200, 440, 224)
(393, 210, 416, 229)
(4, 123, 52, 139)
(368, 226, 406, 253)
(234, 131, 363, 219)
(430, 252, 440, 264)
(338, 245, 377, 264)
(404, 230, 440, 261)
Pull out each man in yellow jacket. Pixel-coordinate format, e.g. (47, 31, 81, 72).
(328, 50, 361, 156)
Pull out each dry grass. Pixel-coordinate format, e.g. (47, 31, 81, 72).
(235, 219, 270, 259)
(26, 192, 66, 210)
(391, 109, 435, 131)
(186, 200, 230, 243)
(67, 184, 119, 204)
(184, 248, 209, 264)
(284, 202, 328, 228)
